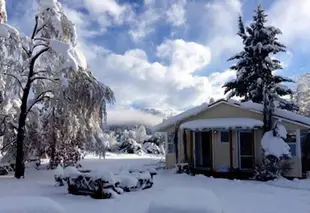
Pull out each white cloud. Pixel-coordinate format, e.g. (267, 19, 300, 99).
(166, 0, 187, 27)
(268, 0, 310, 48)
(83, 39, 231, 111)
(129, 8, 160, 41)
(157, 39, 211, 74)
(204, 0, 242, 57)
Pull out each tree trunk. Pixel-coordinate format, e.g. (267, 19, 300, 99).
(49, 107, 57, 169)
(15, 56, 37, 179)
(15, 87, 30, 179)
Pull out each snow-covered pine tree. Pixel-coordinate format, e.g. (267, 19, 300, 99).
(295, 73, 310, 116)
(223, 5, 298, 130)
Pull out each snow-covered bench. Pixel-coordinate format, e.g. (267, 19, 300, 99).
(63, 167, 122, 199)
(147, 187, 223, 213)
(116, 169, 155, 192)
(54, 166, 156, 199)
(0, 196, 66, 213)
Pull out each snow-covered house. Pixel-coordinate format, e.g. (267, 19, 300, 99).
(152, 99, 310, 178)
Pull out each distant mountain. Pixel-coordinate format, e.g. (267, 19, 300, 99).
(140, 108, 177, 120)
(106, 107, 177, 132)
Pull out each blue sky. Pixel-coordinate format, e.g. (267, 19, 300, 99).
(6, 0, 310, 115)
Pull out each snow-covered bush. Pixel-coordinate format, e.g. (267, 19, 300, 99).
(119, 138, 142, 154)
(255, 121, 292, 181)
(142, 142, 163, 155)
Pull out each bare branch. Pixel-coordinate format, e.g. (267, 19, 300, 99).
(34, 37, 48, 42)
(2, 73, 24, 90)
(32, 70, 48, 77)
(0, 139, 16, 152)
(22, 46, 30, 57)
(31, 48, 49, 65)
(27, 90, 53, 114)
(30, 76, 60, 84)
(33, 43, 49, 50)
(9, 121, 18, 130)
(35, 24, 48, 36)
(31, 16, 39, 39)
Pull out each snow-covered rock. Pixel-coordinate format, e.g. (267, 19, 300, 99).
(261, 131, 291, 158)
(147, 187, 223, 213)
(0, 196, 66, 213)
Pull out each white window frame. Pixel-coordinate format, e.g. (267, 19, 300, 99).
(286, 130, 301, 157)
(165, 132, 175, 154)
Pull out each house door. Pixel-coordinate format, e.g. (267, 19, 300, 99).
(238, 131, 254, 170)
(195, 131, 212, 169)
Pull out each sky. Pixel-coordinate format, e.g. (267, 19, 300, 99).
(5, 0, 310, 121)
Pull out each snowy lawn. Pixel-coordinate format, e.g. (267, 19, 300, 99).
(0, 154, 309, 213)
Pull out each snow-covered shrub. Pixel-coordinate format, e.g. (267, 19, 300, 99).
(119, 138, 142, 154)
(255, 121, 292, 181)
(135, 125, 148, 143)
(142, 142, 162, 155)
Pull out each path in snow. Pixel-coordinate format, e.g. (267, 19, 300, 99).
(0, 155, 309, 213)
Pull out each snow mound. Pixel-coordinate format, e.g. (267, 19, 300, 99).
(116, 174, 139, 188)
(0, 196, 66, 213)
(147, 187, 223, 213)
(267, 177, 310, 190)
(261, 131, 291, 158)
(274, 122, 287, 139)
(87, 170, 116, 182)
(54, 165, 64, 178)
(63, 166, 80, 178)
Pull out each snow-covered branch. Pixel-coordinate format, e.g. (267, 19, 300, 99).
(2, 73, 24, 90)
(27, 90, 53, 114)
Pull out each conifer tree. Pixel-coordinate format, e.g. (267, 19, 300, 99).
(223, 5, 298, 131)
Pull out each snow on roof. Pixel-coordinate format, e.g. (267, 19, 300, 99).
(180, 118, 263, 130)
(152, 99, 310, 132)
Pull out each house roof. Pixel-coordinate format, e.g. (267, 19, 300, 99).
(152, 99, 310, 132)
(180, 118, 264, 130)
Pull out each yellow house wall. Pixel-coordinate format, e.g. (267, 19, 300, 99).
(164, 102, 305, 177)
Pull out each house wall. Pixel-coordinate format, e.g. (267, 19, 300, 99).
(213, 131, 230, 170)
(164, 102, 306, 177)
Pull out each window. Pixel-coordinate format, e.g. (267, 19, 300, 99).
(220, 131, 229, 143)
(285, 130, 297, 156)
(167, 132, 175, 153)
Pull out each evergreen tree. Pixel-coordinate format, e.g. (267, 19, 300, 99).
(223, 5, 298, 130)
(295, 73, 310, 116)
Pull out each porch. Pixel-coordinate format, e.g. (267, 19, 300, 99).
(178, 118, 264, 178)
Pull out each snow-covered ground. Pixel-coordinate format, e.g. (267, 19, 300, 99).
(0, 153, 310, 213)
